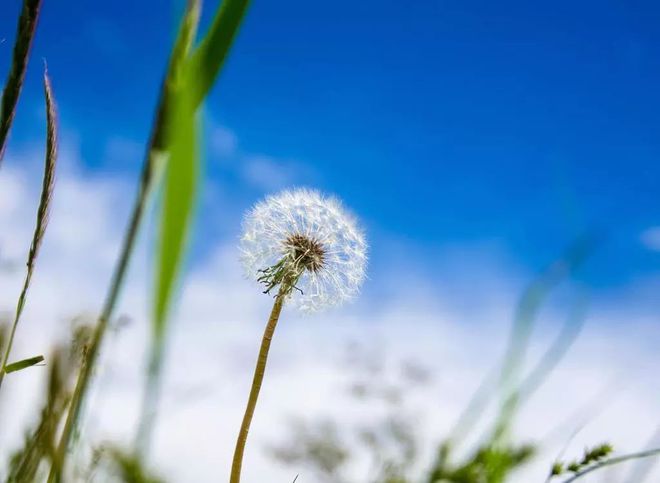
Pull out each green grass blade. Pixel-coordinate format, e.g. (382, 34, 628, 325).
(154, 82, 199, 339)
(0, 67, 57, 391)
(188, 0, 251, 107)
(136, 50, 200, 458)
(49, 3, 201, 479)
(4, 355, 44, 374)
(0, 0, 42, 164)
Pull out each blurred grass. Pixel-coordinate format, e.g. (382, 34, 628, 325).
(188, 0, 251, 107)
(50, 0, 253, 477)
(137, 0, 202, 452)
(8, 333, 88, 483)
(48, 0, 203, 475)
(0, 0, 42, 165)
(447, 235, 597, 454)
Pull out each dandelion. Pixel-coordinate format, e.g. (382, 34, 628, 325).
(230, 188, 367, 483)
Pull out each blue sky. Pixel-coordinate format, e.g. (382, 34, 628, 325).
(2, 0, 660, 292)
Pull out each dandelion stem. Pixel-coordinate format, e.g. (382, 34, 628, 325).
(230, 292, 286, 483)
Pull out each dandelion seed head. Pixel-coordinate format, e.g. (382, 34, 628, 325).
(240, 188, 368, 312)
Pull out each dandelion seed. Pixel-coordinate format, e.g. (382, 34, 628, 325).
(240, 188, 367, 312)
(230, 188, 367, 483)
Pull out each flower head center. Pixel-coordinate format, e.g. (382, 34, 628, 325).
(257, 234, 326, 296)
(283, 233, 326, 273)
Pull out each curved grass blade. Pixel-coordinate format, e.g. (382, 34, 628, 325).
(0, 67, 57, 390)
(445, 235, 599, 454)
(491, 233, 599, 444)
(188, 0, 251, 107)
(517, 294, 587, 404)
(492, 293, 589, 444)
(499, 234, 598, 394)
(0, 0, 42, 165)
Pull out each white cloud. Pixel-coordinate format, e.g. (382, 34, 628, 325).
(209, 124, 238, 159)
(241, 155, 313, 191)
(641, 226, 660, 252)
(205, 119, 314, 192)
(0, 147, 659, 483)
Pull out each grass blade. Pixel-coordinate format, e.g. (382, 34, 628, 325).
(136, 0, 254, 456)
(4, 354, 44, 374)
(0, 0, 42, 165)
(516, 295, 587, 404)
(154, 84, 199, 338)
(445, 235, 598, 453)
(188, 0, 251, 107)
(491, 234, 598, 444)
(51, 0, 252, 473)
(49, 2, 202, 478)
(0, 67, 57, 390)
(136, 62, 200, 454)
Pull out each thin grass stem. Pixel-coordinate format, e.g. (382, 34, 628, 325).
(0, 0, 42, 164)
(0, 68, 57, 390)
(560, 448, 660, 482)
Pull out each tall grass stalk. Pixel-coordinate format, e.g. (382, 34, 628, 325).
(47, 3, 201, 479)
(0, 68, 57, 390)
(49, 0, 251, 478)
(0, 0, 42, 165)
(136, 59, 200, 455)
(136, 0, 252, 458)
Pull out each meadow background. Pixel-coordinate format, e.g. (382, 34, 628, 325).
(1, 0, 660, 481)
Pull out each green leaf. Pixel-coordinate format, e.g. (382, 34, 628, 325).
(4, 355, 44, 374)
(188, 0, 251, 107)
(153, 76, 199, 340)
(151, 0, 252, 341)
(150, 0, 202, 340)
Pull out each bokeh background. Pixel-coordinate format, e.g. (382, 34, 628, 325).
(1, 0, 660, 481)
